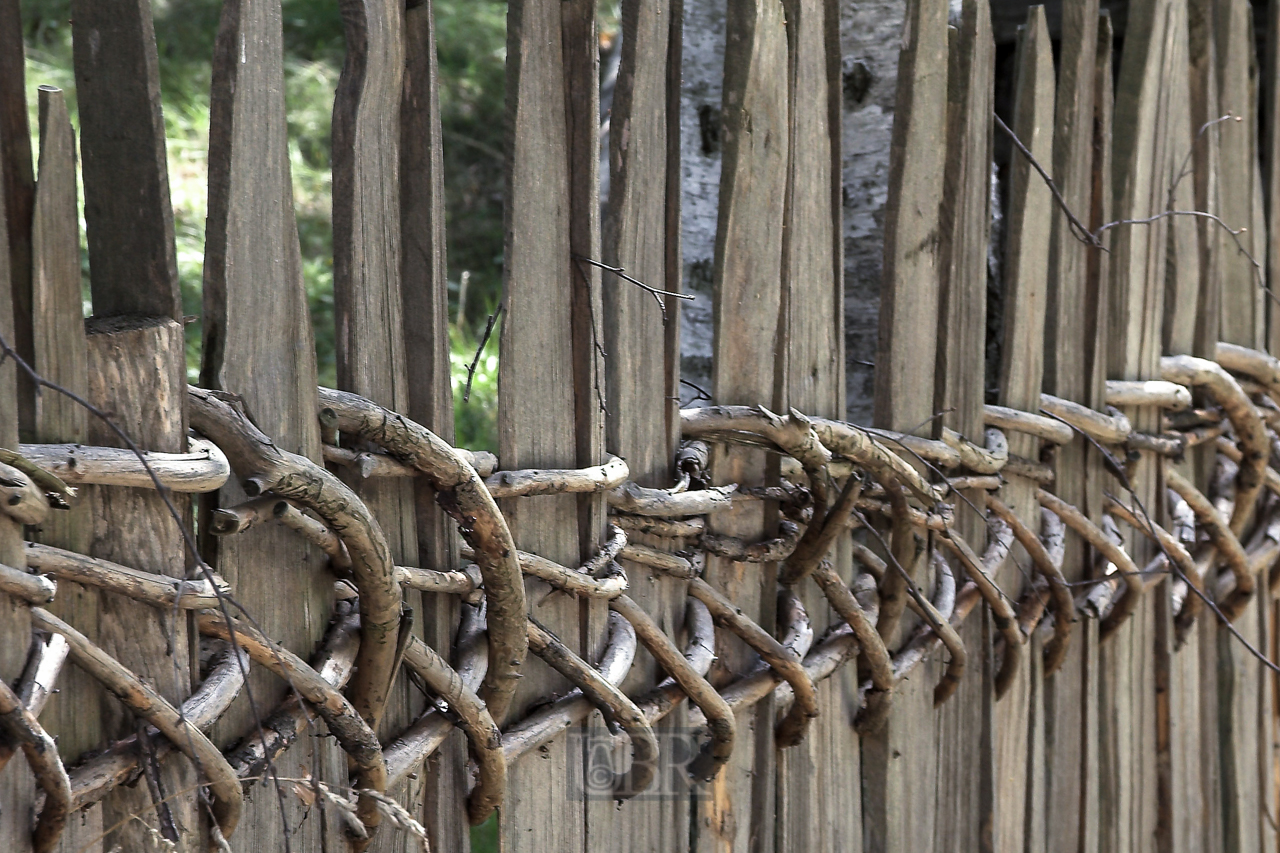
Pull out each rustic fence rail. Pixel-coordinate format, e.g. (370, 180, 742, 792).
(3, 0, 1280, 850)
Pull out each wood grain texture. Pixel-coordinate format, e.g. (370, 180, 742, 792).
(71, 0, 180, 321)
(861, 0, 950, 847)
(1041, 3, 1101, 850)
(601, 0, 690, 848)
(0, 79, 35, 853)
(1105, 0, 1179, 845)
(773, 0, 858, 847)
(995, 9, 1055, 852)
(499, 1, 586, 848)
(86, 317, 197, 853)
(27, 89, 103, 852)
(332, 2, 427, 848)
(696, 1, 788, 850)
(200, 2, 341, 848)
(1214, 5, 1274, 849)
(400, 2, 469, 847)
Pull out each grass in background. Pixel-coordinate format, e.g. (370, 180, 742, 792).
(20, 0, 506, 451)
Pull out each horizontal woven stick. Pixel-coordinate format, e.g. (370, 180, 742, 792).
(940, 526, 1022, 699)
(0, 461, 51, 523)
(611, 512, 704, 538)
(30, 607, 241, 838)
(808, 416, 944, 500)
(1161, 355, 1268, 536)
(688, 577, 818, 746)
(634, 599, 717, 725)
(1166, 468, 1253, 621)
(0, 677, 70, 853)
(483, 454, 628, 497)
(811, 561, 894, 729)
(322, 443, 499, 479)
(1037, 488, 1142, 639)
(315, 387, 525, 725)
(702, 519, 803, 563)
(610, 594, 734, 781)
(1040, 394, 1132, 444)
(69, 644, 249, 811)
(525, 616, 657, 799)
(402, 636, 504, 825)
(385, 604, 487, 787)
(942, 427, 1008, 475)
(985, 404, 1076, 444)
(1105, 380, 1192, 410)
(985, 496, 1073, 674)
(0, 448, 73, 499)
(608, 480, 737, 516)
(690, 588, 817, 718)
(502, 609, 635, 764)
(463, 543, 628, 599)
(224, 607, 359, 783)
(0, 560, 56, 603)
(619, 542, 697, 578)
(18, 438, 230, 493)
(25, 542, 225, 608)
(191, 388, 402, 749)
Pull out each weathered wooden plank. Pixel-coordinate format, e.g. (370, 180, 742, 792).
(601, 0, 689, 847)
(862, 0, 951, 847)
(26, 84, 104, 853)
(0, 0, 35, 437)
(200, 1, 340, 848)
(691, 2, 789, 851)
(773, 0, 857, 846)
(1213, 7, 1275, 850)
(995, 9, 1055, 852)
(1105, 0, 1180, 845)
(331, 3, 427, 849)
(1041, 1, 1100, 850)
(400, 1, 469, 846)
(498, 0, 586, 848)
(86, 317, 197, 853)
(0, 64, 35, 853)
(71, 0, 180, 322)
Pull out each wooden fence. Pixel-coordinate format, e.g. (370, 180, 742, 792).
(1, 0, 1280, 850)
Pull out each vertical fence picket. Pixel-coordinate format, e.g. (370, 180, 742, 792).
(994, 9, 1055, 852)
(400, 0, 469, 845)
(1106, 0, 1182, 845)
(498, 1, 588, 848)
(692, 0, 788, 849)
(200, 0, 338, 848)
(70, 2, 197, 848)
(861, 0, 949, 844)
(331, 3, 429, 849)
(0, 68, 34, 853)
(27, 85, 102, 853)
(601, 0, 687, 846)
(1214, 2, 1275, 848)
(0, 0, 35, 436)
(1042, 2, 1100, 850)
(773, 0, 855, 845)
(932, 0, 996, 848)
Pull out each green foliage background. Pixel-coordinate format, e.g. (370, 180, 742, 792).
(20, 0, 507, 451)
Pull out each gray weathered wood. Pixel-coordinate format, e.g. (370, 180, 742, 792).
(1105, 0, 1179, 845)
(773, 0, 858, 847)
(27, 86, 103, 853)
(400, 1, 469, 846)
(200, 1, 340, 848)
(498, 1, 589, 848)
(862, 0, 952, 847)
(1041, 2, 1100, 850)
(694, 1, 788, 849)
(0, 0, 35, 438)
(71, 0, 180, 322)
(86, 316, 197, 853)
(601, 0, 689, 848)
(995, 9, 1055, 852)
(0, 68, 34, 853)
(331, 3, 427, 849)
